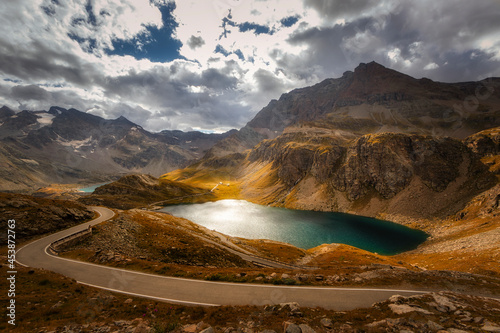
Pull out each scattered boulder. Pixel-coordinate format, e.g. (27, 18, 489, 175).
(182, 324, 197, 333)
(320, 318, 333, 329)
(298, 324, 317, 333)
(389, 303, 432, 315)
(283, 322, 301, 333)
(482, 321, 500, 333)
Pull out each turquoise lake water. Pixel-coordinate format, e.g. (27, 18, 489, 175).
(161, 200, 428, 255)
(78, 182, 111, 193)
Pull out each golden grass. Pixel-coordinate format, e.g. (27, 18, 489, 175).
(395, 249, 500, 277)
(482, 155, 500, 173)
(161, 167, 243, 202)
(305, 244, 413, 269)
(236, 238, 308, 264)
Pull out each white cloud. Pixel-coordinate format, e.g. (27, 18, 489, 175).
(1, 0, 500, 132)
(424, 62, 439, 70)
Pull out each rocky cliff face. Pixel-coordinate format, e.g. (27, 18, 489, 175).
(236, 131, 496, 219)
(465, 127, 500, 157)
(333, 134, 472, 200)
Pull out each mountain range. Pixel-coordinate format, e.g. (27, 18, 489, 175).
(2, 61, 500, 329)
(165, 61, 500, 220)
(2, 61, 500, 208)
(0, 106, 235, 191)
(205, 61, 500, 159)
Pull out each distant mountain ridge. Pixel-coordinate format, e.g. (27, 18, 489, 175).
(166, 61, 500, 221)
(205, 61, 500, 159)
(0, 106, 235, 192)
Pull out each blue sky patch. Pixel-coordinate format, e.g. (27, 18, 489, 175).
(106, 2, 182, 63)
(215, 44, 230, 57)
(281, 15, 300, 27)
(238, 22, 273, 35)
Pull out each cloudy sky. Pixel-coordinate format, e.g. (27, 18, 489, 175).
(1, 0, 499, 132)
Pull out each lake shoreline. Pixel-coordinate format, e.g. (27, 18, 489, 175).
(161, 199, 428, 255)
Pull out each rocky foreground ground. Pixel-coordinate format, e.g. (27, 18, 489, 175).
(1, 263, 499, 333)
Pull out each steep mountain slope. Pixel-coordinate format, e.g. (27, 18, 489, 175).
(166, 62, 500, 221)
(238, 131, 495, 218)
(203, 61, 500, 160)
(0, 106, 233, 192)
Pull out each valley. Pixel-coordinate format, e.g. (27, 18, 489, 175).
(2, 62, 500, 332)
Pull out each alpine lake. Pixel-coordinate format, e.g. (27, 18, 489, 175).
(161, 199, 428, 255)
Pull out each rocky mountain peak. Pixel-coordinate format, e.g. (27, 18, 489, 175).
(202, 62, 500, 161)
(114, 115, 136, 127)
(341, 61, 417, 100)
(0, 105, 15, 119)
(354, 61, 386, 72)
(48, 106, 66, 115)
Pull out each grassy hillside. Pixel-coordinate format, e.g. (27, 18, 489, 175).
(78, 174, 215, 209)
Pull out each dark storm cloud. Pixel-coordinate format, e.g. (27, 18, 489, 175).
(0, 40, 96, 86)
(253, 69, 286, 95)
(187, 35, 205, 49)
(92, 61, 249, 131)
(102, 64, 238, 107)
(11, 85, 51, 101)
(426, 50, 500, 82)
(283, 1, 500, 83)
(285, 25, 352, 78)
(102, 68, 191, 110)
(303, 0, 377, 20)
(3, 83, 92, 112)
(201, 68, 238, 90)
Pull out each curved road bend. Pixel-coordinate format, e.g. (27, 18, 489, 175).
(17, 206, 430, 310)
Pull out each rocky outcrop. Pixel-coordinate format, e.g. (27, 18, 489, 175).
(0, 193, 94, 240)
(246, 132, 494, 202)
(248, 131, 347, 187)
(369, 292, 500, 332)
(466, 127, 500, 157)
(0, 105, 15, 120)
(332, 134, 477, 200)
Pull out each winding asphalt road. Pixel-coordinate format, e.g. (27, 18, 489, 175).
(17, 206, 430, 310)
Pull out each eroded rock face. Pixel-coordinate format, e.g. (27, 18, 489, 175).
(248, 132, 493, 201)
(332, 134, 468, 200)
